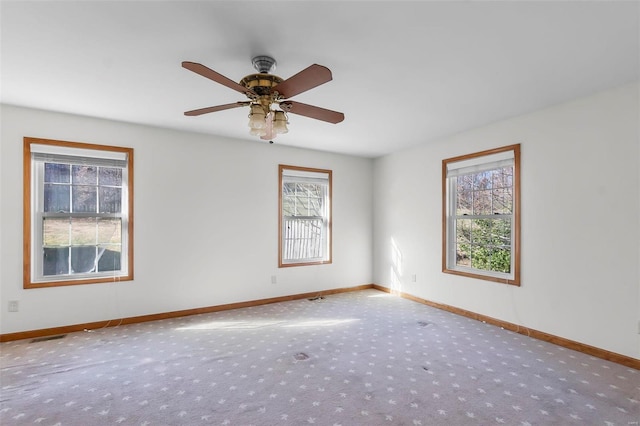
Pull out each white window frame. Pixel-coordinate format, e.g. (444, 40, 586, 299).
(442, 144, 520, 286)
(24, 137, 134, 288)
(279, 165, 332, 267)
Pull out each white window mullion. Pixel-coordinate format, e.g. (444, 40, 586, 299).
(447, 178, 458, 268)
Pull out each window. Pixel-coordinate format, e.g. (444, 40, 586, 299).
(279, 165, 332, 267)
(442, 144, 520, 285)
(24, 137, 133, 288)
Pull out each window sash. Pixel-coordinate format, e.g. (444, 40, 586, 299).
(282, 215, 327, 263)
(282, 182, 327, 218)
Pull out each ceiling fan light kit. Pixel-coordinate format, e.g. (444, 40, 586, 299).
(182, 55, 344, 141)
(272, 110, 289, 135)
(248, 104, 267, 129)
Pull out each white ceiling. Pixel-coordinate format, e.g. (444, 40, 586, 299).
(1, 1, 638, 158)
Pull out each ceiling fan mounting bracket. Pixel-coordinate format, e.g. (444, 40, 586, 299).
(252, 55, 277, 73)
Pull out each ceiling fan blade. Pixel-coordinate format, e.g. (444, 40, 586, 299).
(272, 64, 333, 99)
(184, 102, 249, 116)
(280, 101, 344, 124)
(182, 61, 255, 96)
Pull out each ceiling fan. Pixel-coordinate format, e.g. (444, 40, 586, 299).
(182, 56, 345, 140)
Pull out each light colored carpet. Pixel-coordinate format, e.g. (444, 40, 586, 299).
(1, 289, 638, 425)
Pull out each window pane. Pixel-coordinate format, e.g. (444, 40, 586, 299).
(473, 190, 492, 215)
(283, 182, 295, 195)
(44, 184, 70, 213)
(456, 243, 471, 267)
(72, 165, 97, 185)
(297, 199, 311, 216)
(99, 187, 122, 213)
(98, 245, 121, 272)
(298, 196, 323, 216)
(71, 217, 97, 245)
(491, 188, 511, 214)
(472, 246, 511, 273)
(282, 184, 296, 215)
(456, 190, 472, 215)
(43, 217, 70, 246)
(470, 218, 491, 246)
(467, 219, 512, 273)
(490, 169, 502, 188)
(99, 167, 122, 186)
(456, 219, 471, 267)
(44, 163, 70, 183)
(282, 198, 295, 216)
(490, 218, 511, 246)
(70, 246, 97, 273)
(505, 187, 513, 210)
(98, 218, 121, 244)
(308, 197, 323, 216)
(43, 247, 69, 275)
(283, 183, 325, 216)
(457, 174, 473, 192)
(498, 167, 513, 188)
(72, 185, 97, 212)
(471, 246, 492, 271)
(283, 217, 323, 260)
(473, 171, 492, 190)
(490, 248, 511, 273)
(456, 219, 471, 244)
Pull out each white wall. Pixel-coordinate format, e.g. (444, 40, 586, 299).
(3, 84, 639, 360)
(0, 105, 373, 334)
(373, 83, 640, 359)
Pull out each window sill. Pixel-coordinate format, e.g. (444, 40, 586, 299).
(442, 267, 520, 286)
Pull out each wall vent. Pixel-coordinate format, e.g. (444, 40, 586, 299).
(30, 334, 67, 343)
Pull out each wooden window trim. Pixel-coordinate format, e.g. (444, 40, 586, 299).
(442, 144, 521, 286)
(278, 164, 332, 268)
(23, 137, 134, 288)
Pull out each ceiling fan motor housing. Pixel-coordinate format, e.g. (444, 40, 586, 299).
(241, 56, 283, 99)
(240, 73, 283, 97)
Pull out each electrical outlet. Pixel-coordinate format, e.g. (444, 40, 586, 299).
(271, 275, 277, 284)
(411, 274, 417, 282)
(8, 300, 19, 312)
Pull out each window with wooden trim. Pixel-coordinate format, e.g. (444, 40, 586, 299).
(279, 165, 332, 267)
(442, 144, 520, 285)
(24, 137, 134, 288)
